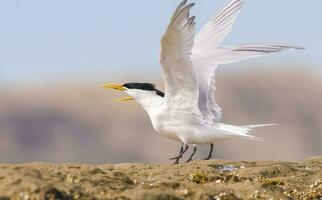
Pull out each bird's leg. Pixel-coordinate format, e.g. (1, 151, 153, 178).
(170, 144, 189, 164)
(169, 144, 184, 160)
(204, 143, 214, 160)
(186, 144, 197, 163)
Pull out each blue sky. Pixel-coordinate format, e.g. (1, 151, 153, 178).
(0, 0, 321, 85)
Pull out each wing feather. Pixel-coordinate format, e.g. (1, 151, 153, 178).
(160, 0, 303, 124)
(160, 1, 202, 119)
(194, 0, 243, 51)
(214, 44, 304, 65)
(192, 0, 303, 124)
(192, 0, 244, 123)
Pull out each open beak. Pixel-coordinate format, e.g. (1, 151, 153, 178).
(102, 83, 134, 101)
(103, 83, 125, 91)
(115, 96, 134, 102)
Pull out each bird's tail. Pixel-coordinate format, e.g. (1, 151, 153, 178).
(219, 123, 277, 142)
(242, 124, 278, 129)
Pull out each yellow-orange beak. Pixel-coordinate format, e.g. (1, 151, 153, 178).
(115, 96, 134, 102)
(103, 83, 125, 91)
(102, 83, 134, 101)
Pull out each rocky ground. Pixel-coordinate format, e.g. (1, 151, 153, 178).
(0, 157, 321, 200)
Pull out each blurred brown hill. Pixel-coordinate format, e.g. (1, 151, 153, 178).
(0, 68, 321, 164)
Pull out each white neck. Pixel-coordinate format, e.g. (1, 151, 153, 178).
(134, 93, 163, 115)
(135, 93, 164, 133)
(124, 89, 164, 120)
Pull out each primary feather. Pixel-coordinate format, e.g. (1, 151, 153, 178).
(191, 0, 303, 125)
(160, 0, 202, 120)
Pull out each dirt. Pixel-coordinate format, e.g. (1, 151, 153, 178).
(0, 157, 321, 200)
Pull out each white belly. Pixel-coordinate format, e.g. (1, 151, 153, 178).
(147, 107, 234, 145)
(151, 118, 180, 141)
(151, 116, 233, 144)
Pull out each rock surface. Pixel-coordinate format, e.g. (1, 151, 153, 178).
(0, 157, 321, 200)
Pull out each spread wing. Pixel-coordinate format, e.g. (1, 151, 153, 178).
(211, 44, 304, 65)
(160, 0, 202, 119)
(194, 0, 244, 54)
(192, 0, 244, 123)
(192, 0, 303, 124)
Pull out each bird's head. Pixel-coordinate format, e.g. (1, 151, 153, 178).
(103, 82, 164, 102)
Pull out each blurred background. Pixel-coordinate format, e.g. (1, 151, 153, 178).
(0, 0, 321, 164)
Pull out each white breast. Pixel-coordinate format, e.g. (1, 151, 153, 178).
(150, 109, 181, 141)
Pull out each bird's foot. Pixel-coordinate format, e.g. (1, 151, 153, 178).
(203, 157, 211, 161)
(170, 156, 182, 164)
(169, 156, 182, 160)
(173, 159, 180, 165)
(186, 158, 193, 163)
(170, 144, 189, 165)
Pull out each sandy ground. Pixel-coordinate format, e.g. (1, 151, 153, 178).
(0, 157, 321, 200)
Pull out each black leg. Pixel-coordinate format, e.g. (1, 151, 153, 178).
(169, 144, 184, 160)
(204, 143, 214, 160)
(170, 144, 189, 164)
(179, 146, 184, 154)
(186, 145, 197, 163)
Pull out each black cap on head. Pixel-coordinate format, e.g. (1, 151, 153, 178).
(123, 83, 156, 91)
(123, 83, 165, 97)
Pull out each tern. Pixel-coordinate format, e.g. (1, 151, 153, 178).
(103, 0, 303, 164)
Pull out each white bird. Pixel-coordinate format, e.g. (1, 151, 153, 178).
(103, 0, 303, 164)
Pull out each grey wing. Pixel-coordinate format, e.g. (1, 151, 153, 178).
(192, 0, 244, 123)
(213, 44, 304, 65)
(192, 0, 304, 124)
(194, 61, 222, 123)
